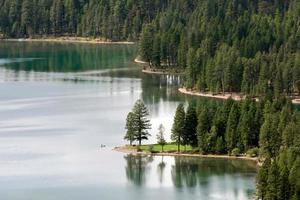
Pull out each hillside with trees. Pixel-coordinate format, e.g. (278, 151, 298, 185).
(138, 0, 300, 98)
(1, 0, 299, 98)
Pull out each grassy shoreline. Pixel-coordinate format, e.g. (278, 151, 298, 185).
(1, 37, 135, 45)
(114, 144, 259, 164)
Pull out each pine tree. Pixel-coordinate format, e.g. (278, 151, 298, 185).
(183, 103, 198, 148)
(282, 121, 299, 148)
(289, 158, 300, 200)
(256, 158, 271, 200)
(124, 112, 135, 145)
(171, 104, 185, 153)
(21, 0, 33, 36)
(225, 102, 240, 152)
(197, 107, 211, 154)
(265, 161, 280, 200)
(139, 24, 154, 64)
(278, 165, 291, 200)
(51, 0, 65, 35)
(260, 112, 281, 158)
(156, 124, 166, 152)
(152, 34, 161, 67)
(132, 99, 152, 146)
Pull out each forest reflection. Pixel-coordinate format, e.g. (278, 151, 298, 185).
(0, 42, 137, 72)
(124, 154, 257, 188)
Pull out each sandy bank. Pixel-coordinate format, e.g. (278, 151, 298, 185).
(114, 146, 259, 163)
(134, 58, 184, 75)
(2, 37, 135, 45)
(179, 88, 300, 105)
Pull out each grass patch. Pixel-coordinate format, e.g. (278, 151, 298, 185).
(131, 143, 196, 153)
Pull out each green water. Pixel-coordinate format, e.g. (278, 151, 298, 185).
(0, 41, 257, 200)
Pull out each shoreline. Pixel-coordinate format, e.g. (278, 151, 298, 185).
(114, 146, 259, 163)
(1, 37, 135, 45)
(134, 58, 184, 75)
(179, 87, 300, 105)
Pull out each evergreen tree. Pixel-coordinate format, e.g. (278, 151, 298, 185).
(124, 112, 135, 145)
(21, 0, 33, 36)
(171, 104, 185, 153)
(183, 103, 198, 147)
(139, 24, 154, 64)
(256, 158, 271, 200)
(132, 99, 152, 146)
(225, 102, 240, 152)
(156, 124, 166, 152)
(197, 107, 211, 154)
(265, 161, 280, 200)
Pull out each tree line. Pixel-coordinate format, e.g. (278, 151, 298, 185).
(124, 97, 300, 200)
(0, 0, 168, 40)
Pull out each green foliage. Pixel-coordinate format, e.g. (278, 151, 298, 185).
(124, 99, 151, 146)
(246, 148, 259, 158)
(134, 143, 194, 153)
(183, 103, 198, 147)
(148, 145, 155, 153)
(132, 99, 152, 146)
(135, 0, 300, 97)
(231, 148, 240, 157)
(0, 0, 167, 40)
(156, 124, 166, 152)
(171, 104, 185, 152)
(124, 112, 135, 145)
(225, 102, 240, 152)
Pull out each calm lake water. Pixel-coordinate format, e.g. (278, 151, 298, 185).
(0, 41, 257, 200)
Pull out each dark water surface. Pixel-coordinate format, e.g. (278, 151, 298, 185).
(0, 41, 256, 200)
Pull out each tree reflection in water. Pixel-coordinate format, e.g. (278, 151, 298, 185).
(157, 156, 166, 184)
(124, 154, 153, 186)
(171, 156, 257, 188)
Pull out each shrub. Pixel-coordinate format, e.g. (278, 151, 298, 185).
(231, 148, 240, 157)
(246, 147, 259, 157)
(148, 145, 155, 153)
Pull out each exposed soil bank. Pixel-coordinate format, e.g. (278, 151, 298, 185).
(134, 57, 184, 75)
(179, 87, 300, 105)
(1, 37, 135, 45)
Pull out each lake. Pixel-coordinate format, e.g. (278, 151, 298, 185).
(0, 41, 257, 200)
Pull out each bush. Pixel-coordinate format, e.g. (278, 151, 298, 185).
(137, 146, 142, 152)
(246, 147, 259, 157)
(231, 148, 240, 157)
(148, 145, 155, 153)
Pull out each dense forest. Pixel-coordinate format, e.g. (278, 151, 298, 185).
(172, 98, 300, 200)
(0, 0, 168, 40)
(138, 0, 300, 98)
